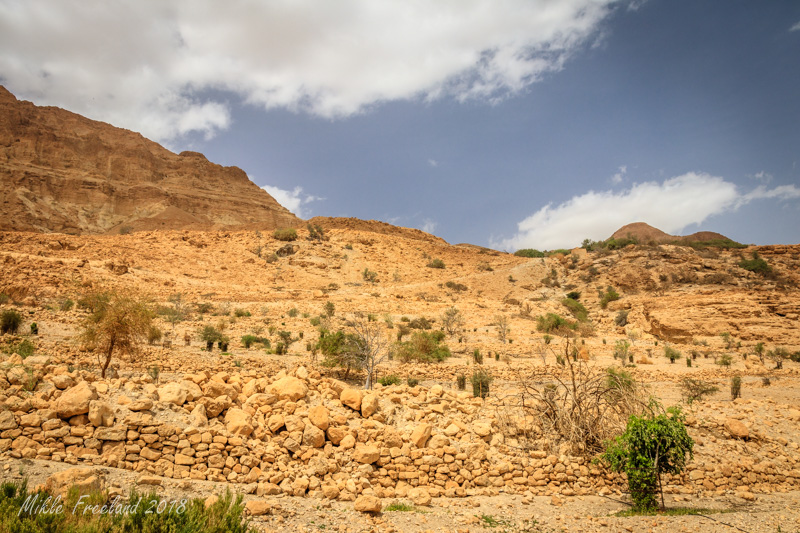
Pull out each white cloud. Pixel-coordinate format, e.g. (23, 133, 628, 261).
(260, 185, 321, 219)
(494, 172, 800, 251)
(611, 165, 627, 184)
(791, 20, 800, 31)
(0, 0, 618, 142)
(420, 219, 437, 234)
(428, 159, 439, 168)
(749, 171, 773, 183)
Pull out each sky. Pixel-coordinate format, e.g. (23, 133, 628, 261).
(1, 0, 799, 250)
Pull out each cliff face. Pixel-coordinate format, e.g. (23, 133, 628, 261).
(0, 86, 301, 234)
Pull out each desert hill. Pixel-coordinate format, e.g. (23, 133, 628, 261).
(0, 86, 300, 234)
(611, 222, 733, 244)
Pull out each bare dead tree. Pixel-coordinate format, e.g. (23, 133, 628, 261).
(347, 312, 389, 390)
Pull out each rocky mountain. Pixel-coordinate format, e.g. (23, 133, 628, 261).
(611, 222, 734, 244)
(0, 86, 301, 234)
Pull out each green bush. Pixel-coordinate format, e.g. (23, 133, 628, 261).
(147, 325, 163, 345)
(5, 339, 35, 358)
(406, 377, 419, 387)
(535, 313, 576, 333)
(456, 374, 467, 390)
(716, 353, 733, 367)
(234, 308, 251, 317)
(0, 309, 23, 334)
(200, 325, 222, 344)
(324, 301, 335, 317)
(0, 480, 255, 533)
(613, 340, 631, 361)
(60, 298, 75, 311)
(664, 346, 681, 364)
(514, 249, 545, 258)
(738, 252, 771, 275)
(408, 317, 432, 330)
(565, 291, 581, 300)
(378, 374, 401, 386)
(473, 348, 483, 364)
(273, 228, 298, 242)
(444, 281, 468, 292)
(731, 375, 742, 400)
(362, 268, 378, 283)
(307, 223, 325, 241)
(561, 298, 588, 322)
(287, 307, 299, 318)
(600, 286, 620, 309)
(601, 406, 694, 511)
(615, 310, 630, 327)
(471, 370, 492, 398)
(680, 378, 719, 405)
(426, 258, 445, 269)
(394, 331, 451, 363)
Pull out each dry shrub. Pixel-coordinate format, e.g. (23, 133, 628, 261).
(497, 340, 650, 456)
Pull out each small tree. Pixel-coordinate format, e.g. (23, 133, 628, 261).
(165, 293, 185, 331)
(324, 301, 335, 318)
(440, 307, 464, 336)
(0, 309, 23, 334)
(79, 292, 153, 378)
(494, 314, 510, 344)
(601, 405, 694, 511)
(348, 313, 388, 390)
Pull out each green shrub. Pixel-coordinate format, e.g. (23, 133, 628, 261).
(307, 223, 325, 241)
(378, 374, 401, 386)
(473, 348, 483, 364)
(514, 249, 545, 258)
(679, 378, 719, 405)
(0, 309, 23, 334)
(60, 298, 75, 311)
(561, 298, 588, 322)
(600, 286, 620, 309)
(565, 291, 581, 300)
(0, 480, 255, 533)
(287, 307, 299, 318)
(324, 301, 335, 317)
(241, 335, 257, 348)
(234, 308, 251, 317)
(731, 375, 742, 400)
(614, 340, 631, 361)
(615, 310, 630, 327)
(408, 317, 432, 330)
(147, 325, 163, 345)
(664, 346, 681, 364)
(471, 370, 492, 398)
(601, 406, 694, 511)
(6, 339, 35, 358)
(310, 316, 321, 326)
(407, 377, 419, 387)
(394, 331, 451, 363)
(362, 268, 378, 283)
(716, 353, 733, 367)
(535, 313, 576, 333)
(273, 228, 298, 242)
(0, 293, 8, 304)
(200, 325, 222, 344)
(29, 322, 38, 335)
(444, 281, 468, 292)
(456, 374, 467, 390)
(426, 258, 445, 269)
(738, 252, 771, 275)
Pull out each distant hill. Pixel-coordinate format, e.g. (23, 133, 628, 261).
(0, 86, 300, 234)
(610, 222, 735, 245)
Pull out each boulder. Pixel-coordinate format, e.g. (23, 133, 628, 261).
(94, 426, 127, 441)
(354, 495, 382, 513)
(340, 389, 362, 411)
(189, 404, 208, 427)
(87, 400, 114, 427)
(54, 381, 97, 418)
(361, 393, 379, 417)
(245, 500, 272, 516)
(308, 405, 330, 430)
(157, 382, 188, 406)
(203, 381, 239, 402)
(44, 468, 104, 498)
(269, 376, 308, 402)
(225, 408, 254, 437)
(303, 424, 326, 448)
(354, 444, 380, 464)
(410, 423, 432, 448)
(724, 418, 749, 439)
(0, 410, 17, 430)
(408, 487, 431, 506)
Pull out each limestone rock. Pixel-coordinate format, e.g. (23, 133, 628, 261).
(308, 405, 330, 430)
(44, 468, 104, 498)
(270, 376, 308, 402)
(303, 424, 326, 448)
(54, 382, 97, 419)
(408, 487, 431, 506)
(361, 393, 379, 417)
(354, 495, 382, 513)
(410, 423, 432, 448)
(354, 444, 380, 464)
(87, 400, 114, 427)
(724, 418, 749, 439)
(225, 408, 254, 437)
(340, 388, 362, 411)
(0, 410, 17, 430)
(157, 382, 188, 406)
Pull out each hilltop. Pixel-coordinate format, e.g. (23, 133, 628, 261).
(0, 86, 300, 234)
(610, 222, 736, 246)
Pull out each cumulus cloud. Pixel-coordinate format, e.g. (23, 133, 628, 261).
(261, 184, 321, 219)
(494, 172, 800, 251)
(0, 0, 619, 142)
(791, 20, 800, 31)
(420, 219, 438, 234)
(749, 171, 774, 183)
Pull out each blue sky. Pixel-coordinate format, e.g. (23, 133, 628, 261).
(1, 0, 798, 249)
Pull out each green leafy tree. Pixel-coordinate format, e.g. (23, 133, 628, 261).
(601, 405, 694, 511)
(79, 292, 153, 378)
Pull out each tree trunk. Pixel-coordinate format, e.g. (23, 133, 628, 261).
(102, 338, 115, 378)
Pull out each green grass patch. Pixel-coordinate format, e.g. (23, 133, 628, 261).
(384, 502, 417, 512)
(614, 506, 735, 517)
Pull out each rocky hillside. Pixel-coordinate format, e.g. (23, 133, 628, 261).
(611, 222, 734, 245)
(0, 86, 300, 234)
